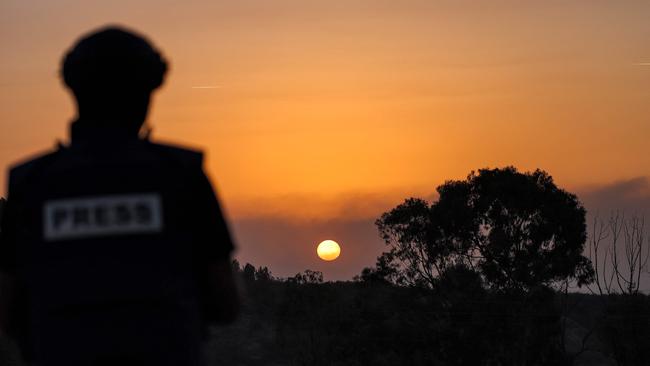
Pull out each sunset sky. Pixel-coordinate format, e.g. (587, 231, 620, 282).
(1, 0, 649, 281)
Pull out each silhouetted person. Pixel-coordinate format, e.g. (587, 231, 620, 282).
(0, 26, 239, 366)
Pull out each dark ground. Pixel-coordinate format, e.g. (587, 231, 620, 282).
(203, 273, 648, 366)
(1, 274, 648, 366)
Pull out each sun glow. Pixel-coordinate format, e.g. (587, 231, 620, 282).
(317, 240, 341, 261)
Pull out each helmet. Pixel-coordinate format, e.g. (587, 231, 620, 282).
(62, 25, 168, 95)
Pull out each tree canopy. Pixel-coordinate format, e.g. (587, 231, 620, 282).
(371, 167, 594, 291)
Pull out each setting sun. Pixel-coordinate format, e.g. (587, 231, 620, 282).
(317, 240, 341, 261)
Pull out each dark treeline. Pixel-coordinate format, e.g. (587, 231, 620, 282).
(208, 262, 649, 366)
(208, 168, 649, 366)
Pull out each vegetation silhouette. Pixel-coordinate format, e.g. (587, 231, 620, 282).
(201, 168, 650, 365)
(366, 167, 594, 291)
(212, 260, 647, 366)
(358, 167, 594, 364)
(575, 212, 650, 365)
(2, 167, 649, 365)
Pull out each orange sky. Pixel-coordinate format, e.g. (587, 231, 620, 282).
(1, 1, 649, 280)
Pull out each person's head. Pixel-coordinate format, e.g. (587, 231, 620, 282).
(61, 26, 167, 134)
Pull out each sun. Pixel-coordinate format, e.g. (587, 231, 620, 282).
(317, 240, 341, 261)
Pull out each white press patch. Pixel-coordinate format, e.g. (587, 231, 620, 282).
(43, 193, 163, 241)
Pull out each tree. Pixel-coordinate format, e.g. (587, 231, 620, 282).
(255, 266, 273, 282)
(290, 270, 324, 285)
(583, 212, 650, 365)
(374, 167, 594, 291)
(588, 212, 649, 296)
(242, 263, 256, 282)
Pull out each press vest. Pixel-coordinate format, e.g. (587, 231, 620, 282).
(0, 127, 233, 364)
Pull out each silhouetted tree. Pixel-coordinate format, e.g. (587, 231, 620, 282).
(290, 270, 324, 284)
(255, 266, 273, 282)
(358, 254, 401, 284)
(582, 212, 650, 365)
(242, 263, 256, 283)
(588, 212, 649, 296)
(374, 167, 594, 291)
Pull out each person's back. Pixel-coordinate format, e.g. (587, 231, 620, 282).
(0, 26, 239, 366)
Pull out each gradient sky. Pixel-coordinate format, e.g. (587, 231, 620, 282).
(1, 0, 649, 282)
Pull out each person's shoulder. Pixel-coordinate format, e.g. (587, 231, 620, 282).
(145, 140, 205, 170)
(7, 147, 62, 188)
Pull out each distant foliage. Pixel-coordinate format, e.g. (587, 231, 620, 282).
(242, 263, 256, 282)
(200, 270, 647, 366)
(254, 266, 273, 282)
(578, 212, 650, 365)
(587, 212, 649, 296)
(289, 270, 324, 284)
(234, 261, 274, 282)
(205, 167, 647, 366)
(372, 167, 594, 291)
(354, 167, 602, 364)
